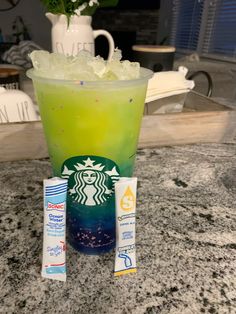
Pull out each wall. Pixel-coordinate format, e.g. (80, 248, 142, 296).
(0, 0, 51, 50)
(92, 8, 159, 60)
(93, 9, 159, 45)
(156, 0, 172, 44)
(0, 2, 159, 56)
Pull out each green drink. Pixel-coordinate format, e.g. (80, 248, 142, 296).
(28, 63, 152, 254)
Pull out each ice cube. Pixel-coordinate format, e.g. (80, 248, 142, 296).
(122, 60, 140, 79)
(111, 48, 122, 61)
(106, 59, 140, 80)
(107, 60, 125, 80)
(88, 56, 107, 78)
(29, 50, 51, 71)
(49, 53, 68, 69)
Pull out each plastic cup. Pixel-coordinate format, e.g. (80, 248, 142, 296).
(27, 68, 153, 255)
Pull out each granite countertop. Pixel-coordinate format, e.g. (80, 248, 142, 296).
(0, 143, 236, 314)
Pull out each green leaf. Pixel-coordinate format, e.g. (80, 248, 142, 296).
(81, 5, 98, 16)
(40, 0, 119, 17)
(99, 0, 119, 8)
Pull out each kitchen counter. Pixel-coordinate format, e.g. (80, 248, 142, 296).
(0, 143, 236, 314)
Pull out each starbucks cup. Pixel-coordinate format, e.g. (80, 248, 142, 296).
(27, 68, 152, 255)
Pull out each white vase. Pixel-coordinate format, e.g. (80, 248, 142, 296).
(46, 13, 115, 60)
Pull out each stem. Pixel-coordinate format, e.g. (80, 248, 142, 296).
(60, 0, 66, 15)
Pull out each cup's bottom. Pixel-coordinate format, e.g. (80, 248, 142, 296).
(68, 237, 115, 255)
(67, 225, 116, 255)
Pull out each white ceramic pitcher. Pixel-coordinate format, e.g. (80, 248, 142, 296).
(46, 13, 115, 60)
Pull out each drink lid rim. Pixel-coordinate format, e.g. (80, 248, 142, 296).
(26, 67, 153, 86)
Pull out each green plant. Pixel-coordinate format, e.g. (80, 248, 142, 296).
(41, 0, 119, 19)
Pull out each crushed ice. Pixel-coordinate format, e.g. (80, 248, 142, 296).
(29, 49, 140, 81)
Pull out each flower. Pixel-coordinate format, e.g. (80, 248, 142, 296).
(41, 0, 119, 19)
(89, 0, 99, 7)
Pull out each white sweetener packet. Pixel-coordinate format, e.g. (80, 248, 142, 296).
(114, 177, 137, 276)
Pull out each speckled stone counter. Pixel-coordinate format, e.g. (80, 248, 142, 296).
(0, 143, 236, 314)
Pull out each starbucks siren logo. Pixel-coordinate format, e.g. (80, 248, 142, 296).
(61, 156, 120, 206)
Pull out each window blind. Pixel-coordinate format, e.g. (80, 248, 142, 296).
(170, 0, 204, 51)
(202, 0, 236, 58)
(171, 0, 236, 61)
